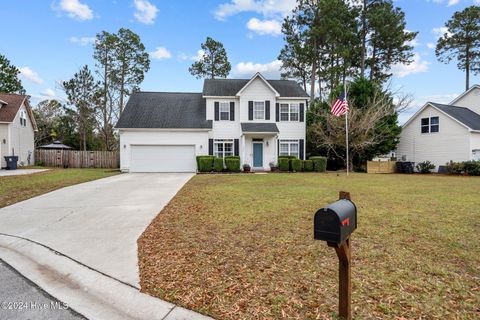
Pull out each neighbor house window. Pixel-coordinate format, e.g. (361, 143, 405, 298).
(214, 139, 234, 159)
(421, 117, 439, 133)
(19, 111, 27, 127)
(279, 103, 299, 121)
(279, 139, 299, 158)
(219, 102, 230, 121)
(254, 101, 265, 120)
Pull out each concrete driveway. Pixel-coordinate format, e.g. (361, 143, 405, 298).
(0, 169, 49, 176)
(0, 173, 193, 287)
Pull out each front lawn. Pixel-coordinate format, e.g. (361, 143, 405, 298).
(138, 173, 480, 319)
(0, 168, 119, 208)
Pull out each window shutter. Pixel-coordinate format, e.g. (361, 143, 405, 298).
(248, 101, 253, 120)
(277, 139, 280, 157)
(214, 102, 219, 121)
(300, 103, 305, 122)
(265, 100, 270, 120)
(234, 139, 239, 156)
(299, 139, 305, 160)
(275, 103, 279, 122)
(230, 102, 235, 121)
(209, 139, 214, 155)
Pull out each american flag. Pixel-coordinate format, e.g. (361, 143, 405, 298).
(331, 92, 349, 117)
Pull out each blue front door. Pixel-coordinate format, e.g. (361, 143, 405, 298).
(253, 143, 263, 167)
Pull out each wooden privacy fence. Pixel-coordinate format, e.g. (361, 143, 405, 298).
(35, 150, 119, 169)
(367, 160, 396, 174)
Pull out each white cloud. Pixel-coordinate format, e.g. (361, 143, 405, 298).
(246, 18, 282, 36)
(426, 42, 435, 49)
(234, 60, 282, 78)
(391, 53, 429, 78)
(214, 0, 296, 20)
(150, 47, 171, 60)
(448, 0, 460, 5)
(54, 0, 93, 20)
(19, 67, 44, 84)
(432, 26, 452, 39)
(133, 0, 159, 24)
(40, 88, 56, 98)
(178, 49, 205, 61)
(69, 36, 96, 46)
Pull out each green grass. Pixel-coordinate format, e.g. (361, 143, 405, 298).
(138, 173, 480, 320)
(0, 168, 120, 208)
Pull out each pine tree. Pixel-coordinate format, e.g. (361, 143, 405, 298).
(0, 54, 24, 93)
(189, 37, 231, 79)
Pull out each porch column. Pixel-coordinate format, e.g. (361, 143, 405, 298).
(241, 135, 246, 167)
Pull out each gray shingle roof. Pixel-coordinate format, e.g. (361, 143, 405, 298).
(241, 123, 279, 133)
(430, 102, 480, 130)
(115, 92, 212, 129)
(203, 79, 309, 97)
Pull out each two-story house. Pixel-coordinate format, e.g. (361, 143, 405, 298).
(116, 73, 309, 172)
(0, 93, 37, 168)
(396, 84, 480, 171)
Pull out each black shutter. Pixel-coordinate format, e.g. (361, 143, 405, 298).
(234, 139, 239, 156)
(277, 139, 280, 157)
(265, 100, 270, 120)
(275, 103, 279, 122)
(300, 103, 305, 122)
(299, 139, 305, 160)
(209, 139, 214, 155)
(248, 101, 253, 120)
(230, 102, 235, 121)
(214, 102, 219, 121)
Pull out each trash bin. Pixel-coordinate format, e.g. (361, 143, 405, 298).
(4, 156, 18, 170)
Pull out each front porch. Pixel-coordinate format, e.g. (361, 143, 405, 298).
(240, 123, 279, 171)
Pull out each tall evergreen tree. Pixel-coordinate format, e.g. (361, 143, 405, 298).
(436, 6, 480, 91)
(63, 65, 100, 151)
(0, 54, 24, 93)
(189, 37, 231, 79)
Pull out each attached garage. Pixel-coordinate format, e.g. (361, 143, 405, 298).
(130, 145, 196, 173)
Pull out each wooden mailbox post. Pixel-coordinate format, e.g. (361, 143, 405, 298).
(313, 191, 357, 320)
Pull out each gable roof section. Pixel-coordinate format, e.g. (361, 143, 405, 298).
(115, 92, 212, 129)
(430, 103, 480, 131)
(403, 102, 480, 131)
(236, 73, 280, 97)
(241, 123, 279, 133)
(203, 76, 309, 98)
(0, 93, 38, 130)
(449, 84, 480, 105)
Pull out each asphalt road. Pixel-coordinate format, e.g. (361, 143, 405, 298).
(0, 259, 86, 320)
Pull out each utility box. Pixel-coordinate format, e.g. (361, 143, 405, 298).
(314, 199, 357, 245)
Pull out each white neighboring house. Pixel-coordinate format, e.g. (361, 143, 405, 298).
(0, 93, 37, 168)
(396, 85, 480, 171)
(116, 73, 308, 173)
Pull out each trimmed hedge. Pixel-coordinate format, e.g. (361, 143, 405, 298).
(416, 161, 435, 174)
(291, 159, 303, 172)
(278, 155, 297, 160)
(278, 158, 290, 171)
(197, 156, 214, 172)
(213, 157, 224, 172)
(225, 156, 240, 160)
(447, 160, 480, 176)
(225, 158, 240, 172)
(303, 160, 313, 172)
(310, 156, 327, 172)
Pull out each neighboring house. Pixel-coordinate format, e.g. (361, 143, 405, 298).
(396, 85, 480, 171)
(0, 93, 38, 168)
(115, 72, 308, 172)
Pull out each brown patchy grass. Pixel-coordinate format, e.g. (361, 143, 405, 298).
(0, 168, 119, 208)
(138, 173, 480, 319)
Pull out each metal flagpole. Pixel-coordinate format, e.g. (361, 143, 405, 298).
(345, 79, 349, 176)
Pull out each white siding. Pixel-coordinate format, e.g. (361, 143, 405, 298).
(452, 86, 480, 115)
(3, 103, 35, 167)
(239, 77, 277, 123)
(0, 123, 9, 168)
(471, 132, 480, 159)
(396, 105, 470, 170)
(206, 98, 242, 139)
(119, 130, 208, 172)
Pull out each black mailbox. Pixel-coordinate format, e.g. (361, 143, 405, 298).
(314, 199, 357, 245)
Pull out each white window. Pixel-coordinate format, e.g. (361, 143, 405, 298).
(279, 103, 299, 121)
(421, 117, 439, 133)
(214, 139, 234, 159)
(19, 111, 27, 127)
(280, 104, 289, 121)
(279, 139, 299, 158)
(254, 101, 265, 120)
(219, 102, 230, 121)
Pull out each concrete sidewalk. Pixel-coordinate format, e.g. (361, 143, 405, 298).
(0, 169, 49, 176)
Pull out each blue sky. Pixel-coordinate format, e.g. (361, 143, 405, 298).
(2, 0, 480, 123)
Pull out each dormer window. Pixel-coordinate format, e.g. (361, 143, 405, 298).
(253, 101, 265, 120)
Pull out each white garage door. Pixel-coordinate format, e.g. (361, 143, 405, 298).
(130, 145, 196, 172)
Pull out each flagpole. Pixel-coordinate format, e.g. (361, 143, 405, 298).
(344, 79, 349, 176)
